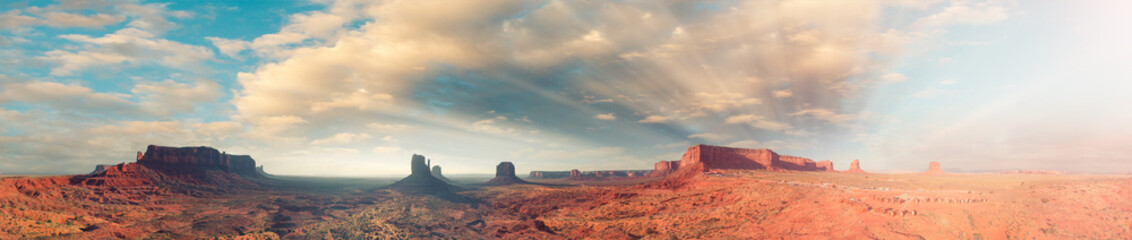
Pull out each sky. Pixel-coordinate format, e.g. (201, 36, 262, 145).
(1, 0, 1130, 176)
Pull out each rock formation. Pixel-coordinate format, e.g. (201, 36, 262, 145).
(390, 154, 453, 192)
(431, 165, 454, 183)
(137, 145, 261, 177)
(486, 162, 528, 185)
(649, 161, 681, 177)
(816, 160, 835, 172)
(925, 161, 946, 175)
(844, 159, 867, 174)
(677, 144, 840, 172)
(529, 171, 572, 179)
(570, 169, 582, 178)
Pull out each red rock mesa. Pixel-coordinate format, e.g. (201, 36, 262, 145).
(676, 144, 839, 172)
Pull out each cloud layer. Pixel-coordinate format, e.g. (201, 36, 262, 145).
(4, 0, 1130, 175)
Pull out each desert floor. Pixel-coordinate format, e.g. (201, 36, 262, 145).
(2, 171, 1130, 239)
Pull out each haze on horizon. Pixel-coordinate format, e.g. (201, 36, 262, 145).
(1, 0, 1130, 176)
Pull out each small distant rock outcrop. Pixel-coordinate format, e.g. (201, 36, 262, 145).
(390, 154, 453, 192)
(431, 165, 454, 183)
(994, 170, 1064, 175)
(844, 159, 867, 174)
(485, 162, 528, 185)
(924, 161, 946, 175)
(528, 171, 571, 179)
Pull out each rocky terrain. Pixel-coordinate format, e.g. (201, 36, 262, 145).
(2, 144, 1130, 239)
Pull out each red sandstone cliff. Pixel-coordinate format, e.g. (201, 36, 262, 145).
(649, 161, 681, 177)
(138, 145, 261, 177)
(677, 144, 839, 172)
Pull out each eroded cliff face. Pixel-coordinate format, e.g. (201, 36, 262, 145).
(678, 144, 844, 172)
(137, 145, 263, 177)
(649, 161, 681, 177)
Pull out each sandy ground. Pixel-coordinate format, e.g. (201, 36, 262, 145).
(1, 170, 1130, 239)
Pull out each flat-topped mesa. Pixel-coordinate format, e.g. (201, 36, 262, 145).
(925, 161, 946, 175)
(844, 159, 867, 174)
(649, 161, 681, 177)
(681, 144, 777, 170)
(137, 145, 262, 177)
(486, 162, 528, 185)
(678, 144, 838, 172)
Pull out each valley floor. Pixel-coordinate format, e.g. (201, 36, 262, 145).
(2, 171, 1131, 239)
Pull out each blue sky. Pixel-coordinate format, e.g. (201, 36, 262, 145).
(2, 0, 1130, 176)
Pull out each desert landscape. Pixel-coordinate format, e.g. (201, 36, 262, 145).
(3, 0, 1131, 239)
(1, 144, 1129, 239)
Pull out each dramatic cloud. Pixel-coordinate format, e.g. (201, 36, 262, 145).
(11, 0, 1128, 175)
(44, 28, 214, 76)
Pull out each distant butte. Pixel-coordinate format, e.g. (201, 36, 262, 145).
(924, 161, 947, 175)
(390, 154, 454, 192)
(485, 162, 528, 185)
(844, 159, 867, 174)
(431, 165, 455, 183)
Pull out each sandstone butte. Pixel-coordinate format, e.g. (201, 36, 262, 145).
(485, 162, 528, 185)
(844, 159, 868, 174)
(390, 154, 453, 192)
(924, 161, 947, 175)
(652, 144, 849, 176)
(431, 165, 455, 183)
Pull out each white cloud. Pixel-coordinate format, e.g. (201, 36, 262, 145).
(0, 80, 136, 115)
(688, 133, 733, 142)
(724, 114, 793, 131)
(41, 12, 125, 28)
(692, 92, 762, 112)
(132, 80, 222, 115)
(0, 10, 37, 30)
(205, 37, 250, 58)
(881, 73, 907, 82)
(638, 115, 671, 123)
(372, 146, 402, 153)
(594, 113, 616, 120)
(311, 132, 373, 145)
(772, 89, 794, 98)
(789, 108, 859, 123)
(44, 28, 214, 76)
